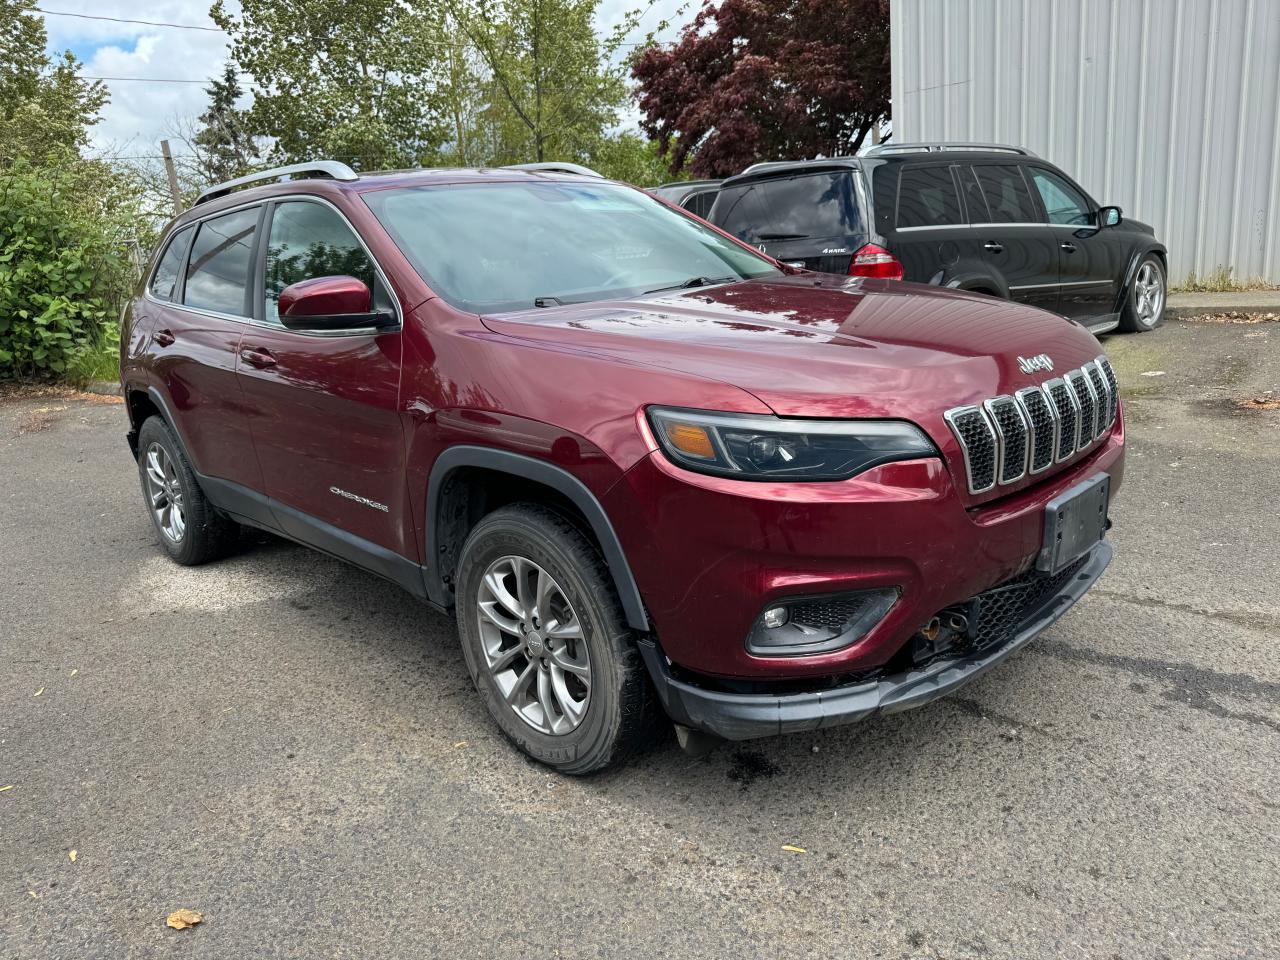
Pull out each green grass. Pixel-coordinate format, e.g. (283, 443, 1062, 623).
(1172, 266, 1279, 293)
(64, 323, 120, 389)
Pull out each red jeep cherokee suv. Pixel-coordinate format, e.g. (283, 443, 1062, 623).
(121, 161, 1124, 773)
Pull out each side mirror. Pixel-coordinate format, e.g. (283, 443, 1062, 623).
(278, 276, 396, 331)
(1098, 205, 1122, 228)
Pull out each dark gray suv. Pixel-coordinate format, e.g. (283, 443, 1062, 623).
(708, 143, 1168, 334)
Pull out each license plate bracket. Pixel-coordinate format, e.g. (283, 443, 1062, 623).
(1037, 472, 1110, 574)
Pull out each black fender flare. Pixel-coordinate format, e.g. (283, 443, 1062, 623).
(1114, 245, 1168, 313)
(424, 445, 649, 632)
(129, 385, 201, 473)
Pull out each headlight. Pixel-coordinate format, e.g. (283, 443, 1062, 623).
(647, 406, 937, 481)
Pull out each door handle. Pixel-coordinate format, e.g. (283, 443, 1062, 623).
(983, 241, 1004, 253)
(239, 346, 278, 368)
(1060, 242, 1077, 253)
(153, 328, 175, 347)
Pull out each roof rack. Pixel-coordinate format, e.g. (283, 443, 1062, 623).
(501, 161, 604, 178)
(194, 160, 359, 205)
(864, 142, 1037, 157)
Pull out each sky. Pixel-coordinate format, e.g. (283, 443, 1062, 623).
(35, 0, 693, 161)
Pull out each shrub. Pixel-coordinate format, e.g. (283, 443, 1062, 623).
(0, 159, 133, 379)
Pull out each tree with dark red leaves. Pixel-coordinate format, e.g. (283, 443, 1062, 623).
(631, 0, 890, 178)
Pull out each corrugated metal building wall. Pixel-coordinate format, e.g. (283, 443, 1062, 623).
(890, 0, 1280, 283)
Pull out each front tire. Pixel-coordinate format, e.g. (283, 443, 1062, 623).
(136, 416, 239, 565)
(455, 504, 656, 774)
(1119, 254, 1166, 332)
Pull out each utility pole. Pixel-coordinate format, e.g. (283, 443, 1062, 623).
(160, 140, 183, 217)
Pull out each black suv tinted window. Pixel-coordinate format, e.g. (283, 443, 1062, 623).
(896, 165, 962, 228)
(264, 201, 379, 324)
(149, 225, 193, 302)
(712, 172, 863, 242)
(973, 164, 1038, 223)
(684, 190, 717, 219)
(183, 207, 259, 316)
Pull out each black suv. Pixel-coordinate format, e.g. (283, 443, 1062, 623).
(649, 179, 722, 219)
(707, 143, 1168, 334)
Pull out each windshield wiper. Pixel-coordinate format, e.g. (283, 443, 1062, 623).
(753, 232, 807, 241)
(644, 275, 736, 295)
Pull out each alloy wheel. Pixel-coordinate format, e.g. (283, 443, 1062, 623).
(475, 555, 591, 735)
(144, 442, 186, 543)
(1134, 261, 1164, 326)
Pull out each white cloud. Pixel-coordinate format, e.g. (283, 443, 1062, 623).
(40, 1, 234, 159)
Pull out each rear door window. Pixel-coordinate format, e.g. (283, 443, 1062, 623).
(711, 171, 863, 243)
(149, 225, 193, 302)
(896, 165, 963, 228)
(958, 167, 991, 223)
(183, 207, 260, 317)
(973, 164, 1039, 223)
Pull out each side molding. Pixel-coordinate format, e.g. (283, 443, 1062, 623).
(425, 446, 650, 632)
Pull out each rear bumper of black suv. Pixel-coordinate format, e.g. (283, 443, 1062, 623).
(639, 541, 1112, 741)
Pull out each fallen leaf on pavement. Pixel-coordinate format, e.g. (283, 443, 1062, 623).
(781, 844, 807, 854)
(454, 741, 468, 748)
(69, 669, 78, 678)
(1139, 370, 1166, 377)
(33, 688, 43, 697)
(0, 785, 13, 793)
(167, 908, 203, 930)
(68, 850, 76, 862)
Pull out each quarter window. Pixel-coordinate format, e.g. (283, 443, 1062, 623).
(1030, 168, 1093, 225)
(973, 165, 1039, 223)
(264, 201, 380, 324)
(183, 207, 259, 316)
(896, 165, 963, 228)
(683, 190, 717, 219)
(149, 226, 193, 302)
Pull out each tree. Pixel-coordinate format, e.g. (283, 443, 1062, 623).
(0, 0, 107, 164)
(588, 132, 674, 187)
(444, 0, 630, 166)
(631, 0, 890, 178)
(191, 64, 259, 183)
(210, 0, 450, 170)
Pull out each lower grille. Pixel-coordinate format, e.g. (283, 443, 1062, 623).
(969, 554, 1089, 650)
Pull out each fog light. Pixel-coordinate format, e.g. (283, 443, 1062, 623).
(762, 605, 790, 629)
(747, 588, 900, 657)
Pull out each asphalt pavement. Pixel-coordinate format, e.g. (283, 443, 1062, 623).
(2, 317, 1278, 959)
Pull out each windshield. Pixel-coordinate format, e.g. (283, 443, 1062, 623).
(362, 180, 782, 313)
(711, 171, 864, 244)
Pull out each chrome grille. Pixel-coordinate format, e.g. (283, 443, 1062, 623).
(944, 355, 1119, 495)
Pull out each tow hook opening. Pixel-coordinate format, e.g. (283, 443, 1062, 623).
(910, 603, 977, 665)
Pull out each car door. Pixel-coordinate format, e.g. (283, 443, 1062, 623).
(1026, 164, 1123, 324)
(235, 197, 412, 560)
(967, 163, 1060, 314)
(151, 206, 264, 494)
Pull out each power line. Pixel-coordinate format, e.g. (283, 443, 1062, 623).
(35, 7, 223, 32)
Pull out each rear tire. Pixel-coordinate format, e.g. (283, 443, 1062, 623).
(136, 416, 239, 565)
(1119, 254, 1166, 332)
(454, 504, 657, 774)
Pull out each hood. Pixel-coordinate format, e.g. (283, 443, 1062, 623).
(480, 275, 1105, 421)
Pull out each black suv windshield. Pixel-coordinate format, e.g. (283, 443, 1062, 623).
(363, 180, 781, 313)
(711, 171, 863, 244)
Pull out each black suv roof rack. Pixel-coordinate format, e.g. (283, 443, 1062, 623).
(194, 160, 359, 205)
(864, 142, 1037, 157)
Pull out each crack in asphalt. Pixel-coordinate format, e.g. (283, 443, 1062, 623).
(1035, 640, 1280, 733)
(1089, 588, 1280, 632)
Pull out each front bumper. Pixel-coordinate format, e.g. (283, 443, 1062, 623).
(639, 540, 1111, 741)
